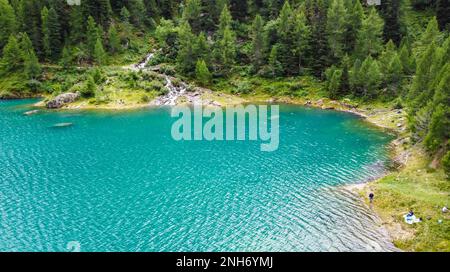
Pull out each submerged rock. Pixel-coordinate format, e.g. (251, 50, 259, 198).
(46, 92, 80, 109)
(52, 123, 73, 128)
(24, 110, 39, 116)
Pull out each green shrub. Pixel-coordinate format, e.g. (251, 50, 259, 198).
(442, 151, 450, 178)
(81, 76, 96, 98)
(141, 94, 150, 103)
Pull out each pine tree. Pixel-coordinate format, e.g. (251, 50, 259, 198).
(344, 0, 364, 53)
(47, 7, 62, 59)
(1, 34, 22, 72)
(195, 59, 211, 85)
(177, 21, 196, 75)
(41, 7, 50, 58)
(87, 16, 101, 57)
(218, 4, 232, 38)
(386, 53, 403, 90)
(94, 38, 107, 65)
(423, 64, 450, 151)
(193, 32, 210, 64)
(19, 0, 42, 56)
(69, 5, 84, 44)
(83, 0, 112, 28)
(20, 33, 41, 79)
(293, 10, 310, 73)
(216, 26, 236, 75)
(399, 42, 415, 75)
(268, 44, 282, 77)
(362, 56, 382, 98)
(415, 17, 440, 56)
(277, 1, 292, 36)
(325, 66, 343, 99)
(182, 0, 202, 33)
(307, 0, 330, 76)
(251, 14, 265, 72)
(0, 0, 17, 50)
(128, 0, 146, 28)
(408, 42, 438, 116)
(60, 46, 72, 69)
(326, 0, 347, 61)
(108, 24, 121, 54)
(355, 8, 384, 59)
(120, 6, 131, 23)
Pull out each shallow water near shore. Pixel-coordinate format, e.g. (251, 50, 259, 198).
(0, 99, 397, 252)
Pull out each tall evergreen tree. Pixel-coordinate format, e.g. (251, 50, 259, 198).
(216, 26, 236, 75)
(218, 4, 232, 38)
(20, 33, 41, 79)
(326, 0, 347, 61)
(108, 24, 121, 54)
(177, 21, 197, 75)
(41, 7, 50, 58)
(1, 34, 22, 72)
(83, 0, 112, 28)
(251, 14, 266, 72)
(195, 59, 211, 85)
(355, 8, 384, 59)
(94, 38, 107, 65)
(47, 7, 62, 59)
(307, 0, 330, 75)
(344, 0, 364, 53)
(87, 16, 101, 57)
(182, 0, 202, 33)
(20, 0, 42, 56)
(0, 0, 17, 50)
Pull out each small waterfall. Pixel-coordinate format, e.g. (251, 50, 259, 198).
(132, 51, 190, 106)
(133, 53, 154, 70)
(153, 76, 187, 106)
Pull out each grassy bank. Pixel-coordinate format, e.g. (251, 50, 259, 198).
(361, 147, 449, 252)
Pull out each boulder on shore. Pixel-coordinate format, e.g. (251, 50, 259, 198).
(46, 92, 80, 109)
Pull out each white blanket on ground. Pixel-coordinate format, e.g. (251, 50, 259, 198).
(404, 214, 421, 225)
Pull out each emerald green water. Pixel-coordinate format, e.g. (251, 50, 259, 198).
(0, 99, 396, 252)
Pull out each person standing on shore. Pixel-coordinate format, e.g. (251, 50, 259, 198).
(369, 193, 375, 204)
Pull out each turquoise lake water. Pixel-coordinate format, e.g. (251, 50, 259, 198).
(0, 99, 397, 252)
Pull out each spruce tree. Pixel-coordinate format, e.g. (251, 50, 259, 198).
(424, 64, 450, 151)
(293, 10, 310, 74)
(251, 14, 265, 72)
(218, 4, 232, 38)
(326, 0, 347, 61)
(177, 21, 196, 75)
(108, 24, 121, 54)
(355, 8, 384, 59)
(94, 38, 107, 65)
(20, 33, 41, 79)
(41, 7, 50, 59)
(60, 46, 72, 69)
(195, 59, 211, 85)
(1, 35, 22, 72)
(182, 0, 202, 33)
(344, 0, 364, 53)
(193, 32, 210, 64)
(87, 16, 101, 57)
(47, 7, 62, 59)
(0, 0, 17, 50)
(415, 17, 440, 57)
(216, 26, 236, 75)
